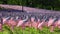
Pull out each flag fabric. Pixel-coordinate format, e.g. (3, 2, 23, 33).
(57, 19, 60, 26)
(31, 21, 38, 29)
(38, 21, 44, 28)
(17, 16, 28, 27)
(30, 16, 38, 29)
(48, 17, 56, 27)
(3, 17, 10, 24)
(38, 15, 47, 28)
(0, 17, 3, 31)
(7, 17, 16, 27)
(24, 22, 31, 28)
(0, 24, 2, 31)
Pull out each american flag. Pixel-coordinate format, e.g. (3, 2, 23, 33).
(7, 17, 16, 26)
(38, 20, 45, 28)
(31, 21, 38, 29)
(57, 19, 60, 26)
(17, 16, 28, 27)
(0, 17, 3, 31)
(29, 16, 39, 29)
(24, 21, 31, 27)
(48, 17, 57, 27)
(3, 17, 10, 24)
(38, 15, 47, 28)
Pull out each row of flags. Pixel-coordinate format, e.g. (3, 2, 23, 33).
(0, 15, 60, 26)
(0, 14, 60, 32)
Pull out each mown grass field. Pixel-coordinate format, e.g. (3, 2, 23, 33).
(0, 25, 60, 34)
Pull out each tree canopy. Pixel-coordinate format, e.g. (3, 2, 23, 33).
(0, 0, 60, 11)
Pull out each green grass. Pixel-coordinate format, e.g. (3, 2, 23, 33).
(1, 25, 60, 34)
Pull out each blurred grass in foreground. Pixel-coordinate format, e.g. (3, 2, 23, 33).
(0, 25, 60, 34)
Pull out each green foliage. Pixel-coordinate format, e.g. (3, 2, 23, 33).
(2, 25, 60, 34)
(7, 0, 22, 5)
(0, 0, 60, 10)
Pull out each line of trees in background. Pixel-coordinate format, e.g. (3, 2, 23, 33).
(0, 0, 60, 11)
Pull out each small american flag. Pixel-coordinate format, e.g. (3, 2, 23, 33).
(57, 19, 60, 25)
(8, 17, 16, 26)
(48, 17, 56, 27)
(17, 16, 28, 27)
(3, 17, 10, 24)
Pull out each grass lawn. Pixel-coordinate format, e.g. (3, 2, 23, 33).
(0, 25, 60, 34)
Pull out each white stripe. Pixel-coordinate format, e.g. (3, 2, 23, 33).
(17, 16, 28, 27)
(38, 22, 44, 28)
(3, 17, 10, 24)
(48, 18, 56, 26)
